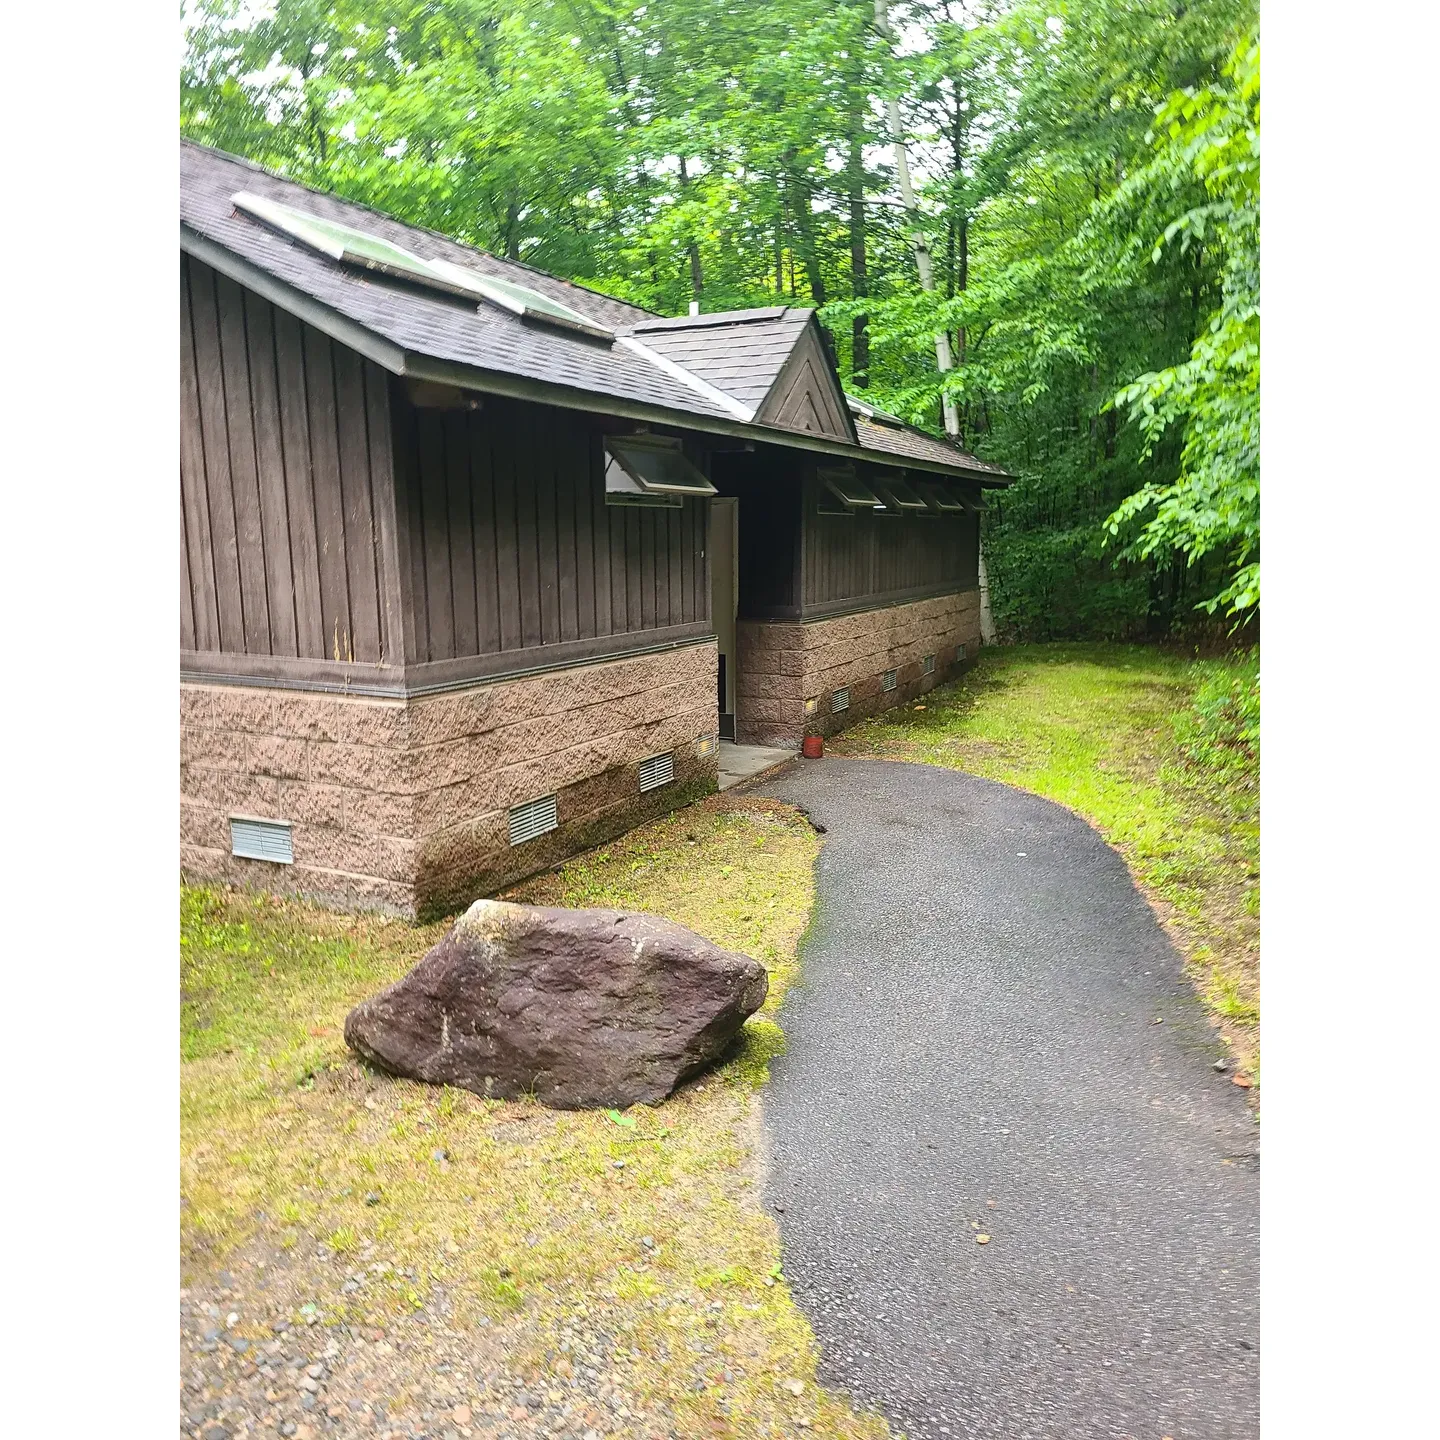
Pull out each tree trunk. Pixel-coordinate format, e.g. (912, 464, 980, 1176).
(678, 155, 703, 301)
(847, 97, 869, 385)
(872, 1, 957, 438)
(786, 161, 827, 307)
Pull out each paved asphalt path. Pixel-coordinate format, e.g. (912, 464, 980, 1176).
(753, 758, 1258, 1440)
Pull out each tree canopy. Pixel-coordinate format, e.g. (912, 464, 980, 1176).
(182, 0, 1259, 636)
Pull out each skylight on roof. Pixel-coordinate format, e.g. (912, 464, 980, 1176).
(846, 394, 908, 428)
(232, 191, 614, 343)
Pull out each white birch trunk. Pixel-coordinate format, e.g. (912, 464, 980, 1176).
(875, 1, 995, 644)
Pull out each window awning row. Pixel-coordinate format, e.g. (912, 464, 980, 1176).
(819, 466, 986, 516)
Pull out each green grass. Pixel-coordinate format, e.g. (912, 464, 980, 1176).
(181, 795, 890, 1439)
(834, 642, 1260, 1080)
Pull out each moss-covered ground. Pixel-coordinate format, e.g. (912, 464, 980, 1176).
(181, 794, 889, 1438)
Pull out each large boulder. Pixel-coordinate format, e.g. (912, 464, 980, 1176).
(344, 898, 769, 1109)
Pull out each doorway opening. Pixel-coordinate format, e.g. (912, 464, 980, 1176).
(711, 496, 738, 740)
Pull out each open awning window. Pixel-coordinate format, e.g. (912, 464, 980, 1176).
(604, 436, 717, 505)
(819, 467, 884, 512)
(874, 476, 930, 513)
(920, 482, 967, 514)
(956, 487, 989, 514)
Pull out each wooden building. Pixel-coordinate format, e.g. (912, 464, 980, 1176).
(180, 141, 1010, 915)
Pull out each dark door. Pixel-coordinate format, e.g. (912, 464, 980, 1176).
(711, 497, 738, 739)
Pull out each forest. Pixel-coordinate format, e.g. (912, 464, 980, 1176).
(181, 0, 1259, 640)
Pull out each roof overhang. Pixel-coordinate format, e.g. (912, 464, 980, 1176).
(181, 223, 1011, 486)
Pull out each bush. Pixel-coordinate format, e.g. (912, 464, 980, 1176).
(1174, 650, 1259, 783)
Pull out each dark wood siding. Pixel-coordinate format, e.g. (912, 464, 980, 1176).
(802, 469, 978, 613)
(715, 448, 978, 621)
(180, 255, 400, 664)
(393, 390, 711, 665)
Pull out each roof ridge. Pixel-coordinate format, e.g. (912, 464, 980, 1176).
(179, 136, 662, 321)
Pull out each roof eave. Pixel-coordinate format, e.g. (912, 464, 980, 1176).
(180, 223, 1010, 485)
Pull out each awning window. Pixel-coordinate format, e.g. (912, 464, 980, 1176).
(604, 436, 716, 506)
(957, 487, 989, 514)
(874, 476, 930, 513)
(819, 467, 884, 512)
(920, 483, 967, 514)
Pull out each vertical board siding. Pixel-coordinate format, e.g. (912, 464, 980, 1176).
(272, 308, 326, 658)
(801, 473, 978, 610)
(180, 256, 397, 664)
(444, 410, 478, 658)
(179, 258, 221, 653)
(416, 410, 454, 663)
(332, 346, 383, 662)
(301, 324, 353, 661)
(214, 271, 273, 655)
(241, 292, 298, 657)
(186, 259, 247, 652)
(364, 363, 406, 666)
(394, 392, 711, 664)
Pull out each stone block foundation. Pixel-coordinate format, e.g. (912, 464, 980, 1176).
(735, 590, 981, 747)
(181, 642, 720, 917)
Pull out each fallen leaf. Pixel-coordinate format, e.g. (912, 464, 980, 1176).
(1232, 1074, 1254, 1088)
(308, 1026, 330, 1037)
(782, 1378, 805, 1396)
(914, 705, 927, 711)
(976, 1234, 991, 1245)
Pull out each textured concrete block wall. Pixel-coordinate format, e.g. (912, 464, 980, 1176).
(181, 642, 720, 916)
(735, 590, 981, 747)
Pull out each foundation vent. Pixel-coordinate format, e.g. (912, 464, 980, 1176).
(508, 793, 558, 846)
(230, 817, 293, 865)
(956, 643, 967, 661)
(639, 751, 675, 792)
(694, 733, 717, 759)
(831, 686, 851, 713)
(922, 653, 936, 675)
(882, 669, 898, 692)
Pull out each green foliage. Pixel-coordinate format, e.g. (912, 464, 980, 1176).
(1105, 30, 1260, 617)
(1174, 649, 1259, 783)
(181, 0, 1260, 635)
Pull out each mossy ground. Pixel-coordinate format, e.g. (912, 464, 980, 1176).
(181, 794, 889, 1438)
(833, 642, 1260, 1084)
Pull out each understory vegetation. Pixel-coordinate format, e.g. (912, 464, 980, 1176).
(182, 0, 1259, 635)
(834, 643, 1259, 1078)
(181, 798, 893, 1438)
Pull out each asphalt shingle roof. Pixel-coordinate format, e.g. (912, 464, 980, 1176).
(180, 141, 1009, 483)
(630, 309, 810, 413)
(181, 142, 732, 420)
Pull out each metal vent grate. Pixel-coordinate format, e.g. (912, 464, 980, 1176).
(831, 687, 851, 713)
(639, 751, 675, 792)
(882, 669, 898, 692)
(694, 733, 717, 758)
(508, 793, 558, 846)
(956, 643, 967, 661)
(922, 653, 936, 675)
(230, 817, 293, 865)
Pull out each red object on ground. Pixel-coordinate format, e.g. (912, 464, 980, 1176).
(802, 734, 824, 759)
